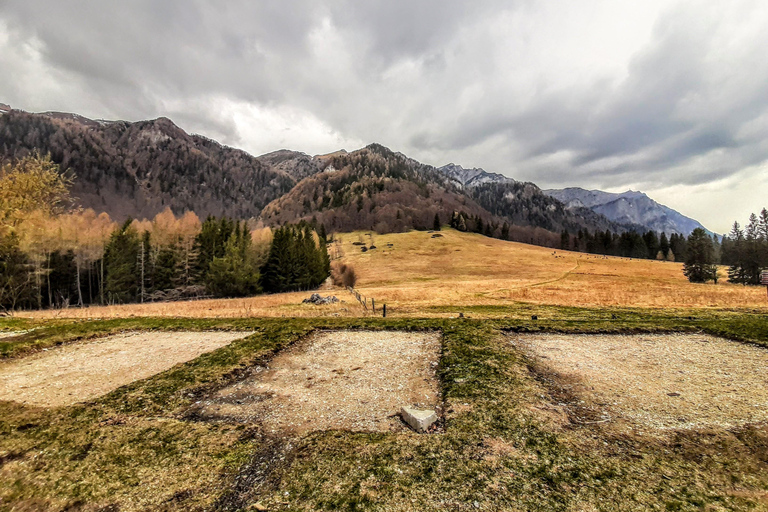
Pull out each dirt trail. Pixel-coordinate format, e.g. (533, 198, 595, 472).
(528, 260, 580, 288)
(193, 330, 441, 433)
(0, 331, 253, 407)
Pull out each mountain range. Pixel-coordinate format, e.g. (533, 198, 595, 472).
(0, 105, 708, 237)
(543, 188, 708, 235)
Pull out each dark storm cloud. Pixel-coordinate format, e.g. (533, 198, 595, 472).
(1, 1, 767, 230)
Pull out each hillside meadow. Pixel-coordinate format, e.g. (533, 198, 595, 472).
(15, 228, 767, 320)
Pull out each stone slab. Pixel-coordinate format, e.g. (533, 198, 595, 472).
(401, 406, 437, 432)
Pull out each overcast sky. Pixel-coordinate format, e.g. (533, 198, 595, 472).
(1, 1, 767, 233)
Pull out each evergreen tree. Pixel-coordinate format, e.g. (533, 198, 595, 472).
(759, 208, 768, 269)
(43, 250, 77, 308)
(260, 224, 331, 293)
(501, 222, 510, 241)
(206, 223, 261, 297)
(139, 230, 151, 302)
(433, 213, 441, 231)
(475, 217, 484, 234)
(741, 213, 763, 284)
(457, 215, 467, 232)
(0, 233, 33, 311)
(260, 226, 291, 293)
(103, 220, 140, 303)
(318, 223, 327, 243)
(192, 216, 234, 282)
(643, 231, 660, 259)
(711, 234, 721, 265)
(669, 233, 687, 262)
(631, 233, 648, 259)
(683, 228, 717, 283)
(659, 232, 670, 259)
(152, 243, 179, 291)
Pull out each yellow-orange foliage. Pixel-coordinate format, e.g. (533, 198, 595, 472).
(0, 153, 72, 230)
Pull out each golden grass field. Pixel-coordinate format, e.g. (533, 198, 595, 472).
(17, 228, 768, 319)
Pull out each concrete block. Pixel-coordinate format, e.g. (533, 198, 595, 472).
(401, 406, 437, 432)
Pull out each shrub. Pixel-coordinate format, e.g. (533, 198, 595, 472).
(331, 262, 357, 288)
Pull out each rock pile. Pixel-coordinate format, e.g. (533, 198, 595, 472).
(302, 293, 339, 305)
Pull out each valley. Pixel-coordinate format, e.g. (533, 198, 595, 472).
(2, 107, 767, 512)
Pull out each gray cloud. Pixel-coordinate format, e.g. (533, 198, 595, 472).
(1, 0, 767, 232)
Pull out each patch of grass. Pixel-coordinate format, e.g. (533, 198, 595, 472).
(0, 317, 37, 332)
(1, 312, 768, 510)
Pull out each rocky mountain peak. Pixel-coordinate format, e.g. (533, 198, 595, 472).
(438, 163, 513, 188)
(543, 187, 710, 235)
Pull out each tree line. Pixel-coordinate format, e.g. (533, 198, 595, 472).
(0, 154, 330, 312)
(720, 209, 768, 284)
(451, 206, 768, 287)
(666, 210, 768, 285)
(449, 210, 697, 261)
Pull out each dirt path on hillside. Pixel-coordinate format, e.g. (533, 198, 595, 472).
(528, 260, 580, 288)
(0, 331, 253, 407)
(513, 333, 768, 431)
(191, 330, 441, 433)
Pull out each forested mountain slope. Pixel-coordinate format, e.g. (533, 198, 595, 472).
(260, 144, 636, 241)
(260, 144, 494, 232)
(0, 106, 702, 241)
(0, 109, 295, 220)
(467, 181, 639, 234)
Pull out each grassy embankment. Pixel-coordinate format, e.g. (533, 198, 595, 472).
(2, 311, 768, 511)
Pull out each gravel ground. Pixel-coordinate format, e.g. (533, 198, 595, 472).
(193, 330, 441, 433)
(512, 333, 768, 431)
(0, 331, 252, 407)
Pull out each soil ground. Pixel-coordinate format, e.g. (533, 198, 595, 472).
(513, 332, 768, 432)
(192, 330, 441, 433)
(0, 330, 252, 407)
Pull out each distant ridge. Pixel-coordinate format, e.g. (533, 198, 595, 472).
(543, 187, 709, 235)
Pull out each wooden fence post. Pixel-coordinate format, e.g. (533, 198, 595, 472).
(383, 304, 387, 318)
(372, 298, 375, 313)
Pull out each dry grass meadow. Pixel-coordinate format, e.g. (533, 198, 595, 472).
(16, 228, 768, 319)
